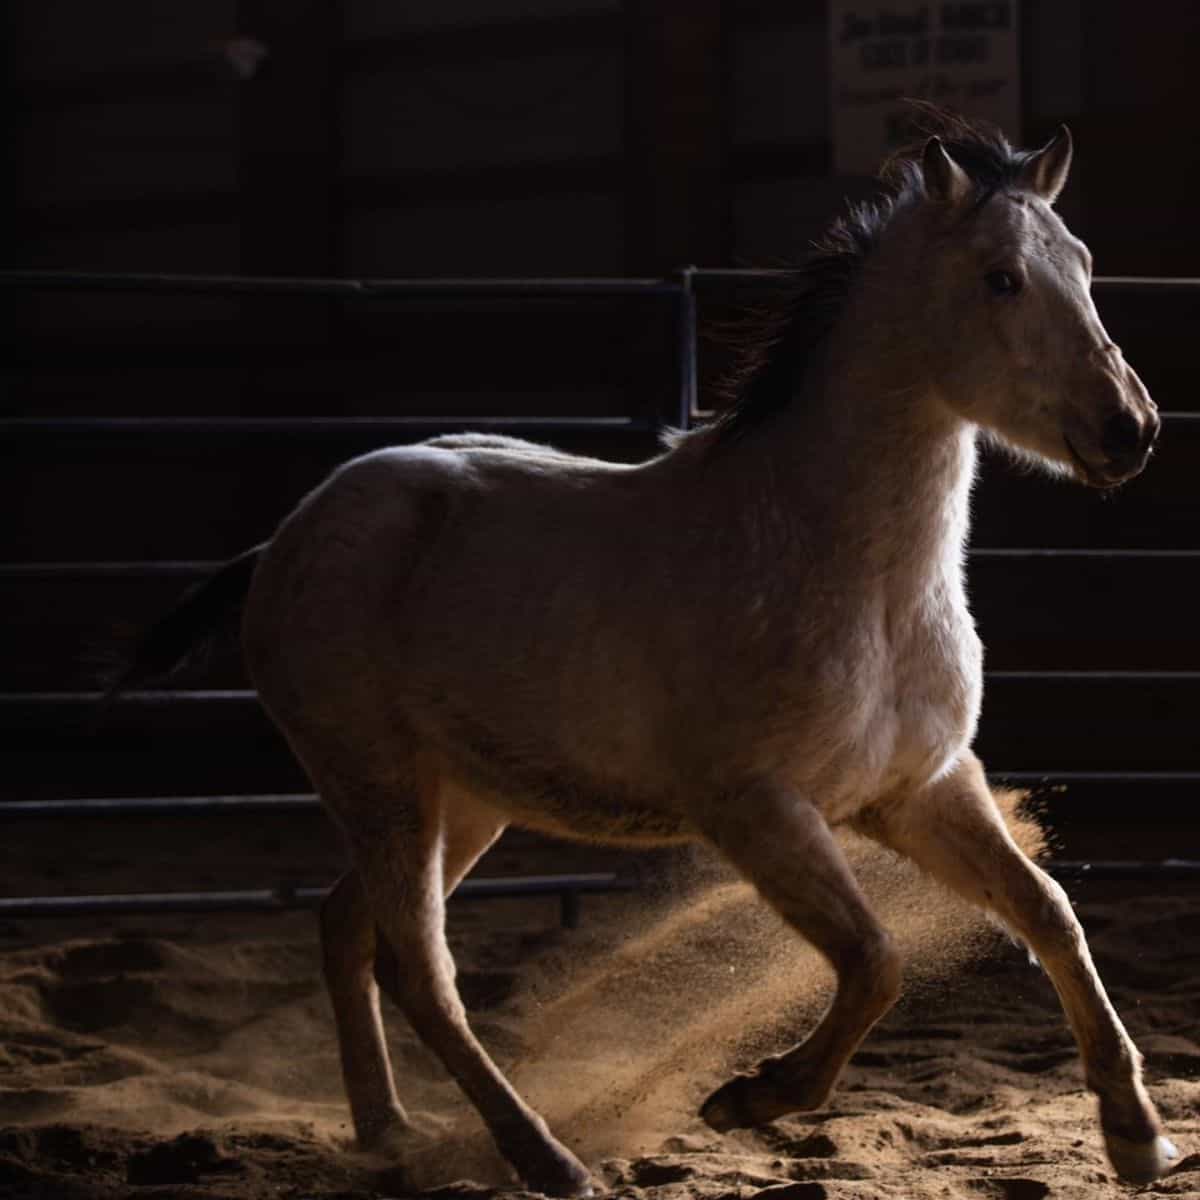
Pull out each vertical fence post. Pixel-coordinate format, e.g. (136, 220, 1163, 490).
(675, 265, 698, 430)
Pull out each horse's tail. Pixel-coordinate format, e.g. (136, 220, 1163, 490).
(102, 543, 265, 703)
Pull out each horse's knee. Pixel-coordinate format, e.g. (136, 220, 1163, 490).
(1012, 871, 1086, 962)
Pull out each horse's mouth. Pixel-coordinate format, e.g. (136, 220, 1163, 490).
(1063, 435, 1127, 490)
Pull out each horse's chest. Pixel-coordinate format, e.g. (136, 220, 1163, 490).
(795, 600, 982, 817)
(890, 619, 981, 758)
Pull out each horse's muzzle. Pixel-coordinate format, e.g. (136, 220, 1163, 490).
(1066, 351, 1160, 488)
(1065, 409, 1158, 488)
(1095, 405, 1160, 483)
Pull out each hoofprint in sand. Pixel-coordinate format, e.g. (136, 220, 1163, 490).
(1, 807, 1197, 1200)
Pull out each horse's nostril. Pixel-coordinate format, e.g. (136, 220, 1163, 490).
(1101, 411, 1142, 461)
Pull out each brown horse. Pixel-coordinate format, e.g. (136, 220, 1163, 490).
(127, 113, 1172, 1192)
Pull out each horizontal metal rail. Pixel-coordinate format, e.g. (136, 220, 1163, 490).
(10, 673, 1200, 709)
(0, 873, 633, 929)
(1046, 861, 1200, 881)
(994, 770, 1200, 784)
(6, 547, 1200, 581)
(0, 415, 657, 438)
(0, 269, 680, 299)
(5, 771, 1200, 822)
(685, 268, 1200, 294)
(0, 795, 321, 818)
(8, 267, 1191, 294)
(0, 863, 1189, 935)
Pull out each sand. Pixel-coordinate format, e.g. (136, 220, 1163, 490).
(1, 799, 1198, 1200)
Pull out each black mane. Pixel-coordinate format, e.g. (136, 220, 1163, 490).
(703, 106, 1039, 446)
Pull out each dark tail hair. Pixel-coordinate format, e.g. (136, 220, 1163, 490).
(102, 543, 265, 702)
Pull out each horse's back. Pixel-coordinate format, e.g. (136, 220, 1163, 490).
(251, 434, 634, 585)
(241, 435, 693, 843)
(243, 435, 648, 718)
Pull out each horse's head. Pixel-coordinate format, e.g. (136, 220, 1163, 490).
(913, 128, 1159, 488)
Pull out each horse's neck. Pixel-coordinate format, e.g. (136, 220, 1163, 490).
(814, 379, 977, 599)
(683, 346, 977, 613)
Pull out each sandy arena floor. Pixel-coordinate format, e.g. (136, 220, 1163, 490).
(1, 801, 1198, 1200)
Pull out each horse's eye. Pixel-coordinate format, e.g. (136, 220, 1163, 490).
(985, 269, 1022, 296)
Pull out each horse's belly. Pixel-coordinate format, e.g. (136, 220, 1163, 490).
(489, 789, 696, 846)
(434, 723, 696, 846)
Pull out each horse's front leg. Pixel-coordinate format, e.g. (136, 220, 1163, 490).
(698, 788, 902, 1130)
(855, 751, 1178, 1185)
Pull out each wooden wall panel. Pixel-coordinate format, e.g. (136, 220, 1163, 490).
(343, 193, 624, 276)
(10, 0, 238, 81)
(10, 0, 240, 274)
(730, 13, 826, 147)
(16, 222, 241, 274)
(236, 0, 339, 277)
(624, 0, 729, 272)
(17, 97, 238, 214)
(343, 0, 619, 41)
(342, 49, 624, 176)
(1073, 3, 1200, 275)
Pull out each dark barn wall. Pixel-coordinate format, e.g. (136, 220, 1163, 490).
(9, 0, 631, 279)
(4, 2, 1200, 846)
(1071, 2, 1200, 275)
(10, 2, 1200, 285)
(10, 0, 243, 274)
(342, 0, 627, 276)
(7, 2, 1199, 452)
(728, 0, 1199, 275)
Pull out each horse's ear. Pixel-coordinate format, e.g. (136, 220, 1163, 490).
(1019, 125, 1073, 204)
(922, 137, 971, 207)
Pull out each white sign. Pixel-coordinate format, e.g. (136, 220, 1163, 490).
(830, 1, 1021, 175)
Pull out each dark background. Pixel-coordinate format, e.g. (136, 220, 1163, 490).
(8, 1, 1200, 278)
(9, 2, 1200, 278)
(4, 1, 1200, 854)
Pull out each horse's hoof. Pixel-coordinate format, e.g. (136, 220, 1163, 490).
(356, 1107, 418, 1157)
(524, 1156, 594, 1198)
(701, 1056, 826, 1133)
(700, 1073, 784, 1132)
(1105, 1132, 1179, 1184)
(700, 1074, 752, 1132)
(514, 1142, 594, 1198)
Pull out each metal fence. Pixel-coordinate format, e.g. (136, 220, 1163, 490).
(4, 267, 1197, 921)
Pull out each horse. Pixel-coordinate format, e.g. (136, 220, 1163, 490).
(120, 111, 1174, 1192)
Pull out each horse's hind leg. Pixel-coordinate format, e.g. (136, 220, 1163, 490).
(321, 869, 407, 1150)
(698, 788, 902, 1131)
(856, 752, 1177, 1185)
(320, 797, 510, 1155)
(351, 788, 592, 1197)
(372, 796, 507, 1026)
